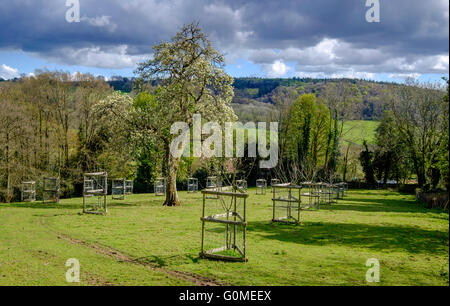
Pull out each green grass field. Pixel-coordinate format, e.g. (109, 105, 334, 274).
(342, 120, 380, 145)
(0, 189, 448, 286)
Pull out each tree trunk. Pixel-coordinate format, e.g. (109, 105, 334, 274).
(64, 114, 69, 169)
(324, 123, 332, 171)
(382, 152, 391, 189)
(342, 142, 351, 182)
(163, 143, 180, 206)
(39, 108, 43, 169)
(412, 155, 426, 187)
(6, 131, 11, 203)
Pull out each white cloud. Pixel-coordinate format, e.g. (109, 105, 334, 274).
(295, 70, 375, 80)
(299, 39, 339, 64)
(432, 55, 449, 71)
(248, 37, 449, 79)
(249, 39, 340, 66)
(38, 45, 149, 69)
(267, 60, 290, 77)
(388, 73, 421, 81)
(0, 64, 20, 79)
(330, 71, 375, 80)
(81, 16, 117, 32)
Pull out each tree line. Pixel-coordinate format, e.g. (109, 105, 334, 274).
(106, 75, 402, 122)
(0, 71, 135, 202)
(360, 80, 449, 191)
(0, 24, 448, 204)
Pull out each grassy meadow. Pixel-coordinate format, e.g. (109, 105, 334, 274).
(0, 188, 448, 286)
(342, 120, 380, 145)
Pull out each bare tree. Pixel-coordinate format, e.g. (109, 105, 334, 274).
(384, 80, 447, 188)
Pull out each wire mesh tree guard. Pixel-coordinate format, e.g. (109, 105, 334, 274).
(329, 183, 340, 203)
(271, 178, 280, 193)
(200, 189, 248, 262)
(300, 182, 320, 210)
(336, 182, 347, 198)
(83, 172, 108, 215)
(316, 182, 333, 205)
(187, 178, 198, 193)
(206, 176, 221, 199)
(236, 179, 247, 192)
(125, 180, 134, 195)
(272, 183, 302, 224)
(21, 181, 36, 202)
(42, 177, 60, 204)
(256, 179, 267, 195)
(112, 178, 126, 200)
(154, 177, 166, 196)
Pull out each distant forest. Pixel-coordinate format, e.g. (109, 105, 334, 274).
(104, 76, 402, 122)
(0, 75, 413, 122)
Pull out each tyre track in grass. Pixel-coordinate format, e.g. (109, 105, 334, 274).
(3, 213, 114, 286)
(39, 216, 227, 286)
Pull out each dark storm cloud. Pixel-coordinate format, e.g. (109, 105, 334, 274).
(237, 0, 448, 53)
(0, 0, 448, 74)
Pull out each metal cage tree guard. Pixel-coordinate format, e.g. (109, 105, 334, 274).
(271, 178, 280, 193)
(206, 176, 221, 190)
(21, 181, 36, 202)
(125, 180, 134, 195)
(206, 176, 221, 199)
(300, 182, 320, 210)
(42, 177, 60, 204)
(309, 182, 348, 205)
(83, 172, 108, 215)
(236, 179, 247, 192)
(187, 178, 198, 193)
(200, 189, 248, 262)
(336, 182, 348, 199)
(256, 179, 267, 195)
(272, 183, 302, 224)
(316, 182, 333, 205)
(154, 178, 166, 196)
(112, 178, 126, 200)
(330, 183, 339, 203)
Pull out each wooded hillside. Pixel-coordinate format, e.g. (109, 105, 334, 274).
(106, 76, 401, 121)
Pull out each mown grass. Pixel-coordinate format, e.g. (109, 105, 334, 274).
(0, 189, 448, 286)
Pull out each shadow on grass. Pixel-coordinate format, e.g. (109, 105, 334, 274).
(7, 201, 140, 210)
(185, 254, 200, 264)
(349, 190, 402, 195)
(249, 221, 449, 255)
(319, 198, 429, 213)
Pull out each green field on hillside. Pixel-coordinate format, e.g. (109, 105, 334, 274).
(232, 119, 379, 146)
(0, 189, 448, 286)
(342, 120, 380, 145)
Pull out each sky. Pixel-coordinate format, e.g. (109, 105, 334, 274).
(0, 0, 448, 83)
